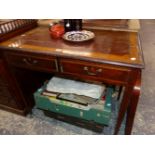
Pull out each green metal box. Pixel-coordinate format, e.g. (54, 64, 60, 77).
(34, 86, 113, 125)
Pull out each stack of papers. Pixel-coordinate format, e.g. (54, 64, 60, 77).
(46, 77, 105, 99)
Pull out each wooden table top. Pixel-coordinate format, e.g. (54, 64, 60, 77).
(0, 26, 144, 69)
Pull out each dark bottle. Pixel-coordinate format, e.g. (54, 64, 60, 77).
(74, 19, 82, 31)
(64, 19, 72, 32)
(64, 19, 82, 32)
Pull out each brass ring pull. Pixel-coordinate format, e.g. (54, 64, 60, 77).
(83, 66, 102, 76)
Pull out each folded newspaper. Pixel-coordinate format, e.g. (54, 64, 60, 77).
(46, 77, 105, 99)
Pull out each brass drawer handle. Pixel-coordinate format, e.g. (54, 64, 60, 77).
(83, 66, 102, 76)
(23, 58, 38, 65)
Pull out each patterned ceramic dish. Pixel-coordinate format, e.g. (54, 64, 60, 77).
(62, 30, 95, 42)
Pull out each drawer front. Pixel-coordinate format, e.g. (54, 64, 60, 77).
(6, 53, 58, 72)
(59, 59, 131, 83)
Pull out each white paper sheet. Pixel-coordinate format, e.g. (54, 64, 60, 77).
(46, 77, 105, 99)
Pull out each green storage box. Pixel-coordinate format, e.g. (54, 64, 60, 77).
(34, 85, 113, 125)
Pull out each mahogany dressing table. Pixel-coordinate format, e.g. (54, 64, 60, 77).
(0, 25, 144, 134)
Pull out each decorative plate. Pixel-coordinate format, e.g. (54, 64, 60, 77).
(62, 30, 95, 42)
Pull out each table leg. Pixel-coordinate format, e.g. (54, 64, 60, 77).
(114, 86, 133, 134)
(125, 72, 141, 135)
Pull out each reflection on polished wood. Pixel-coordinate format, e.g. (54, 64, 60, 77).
(0, 27, 144, 68)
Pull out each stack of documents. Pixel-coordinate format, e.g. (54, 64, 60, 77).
(42, 77, 106, 107)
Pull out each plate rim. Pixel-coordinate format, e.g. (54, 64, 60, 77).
(62, 30, 95, 42)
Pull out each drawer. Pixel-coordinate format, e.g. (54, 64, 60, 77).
(6, 52, 58, 72)
(59, 59, 131, 83)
